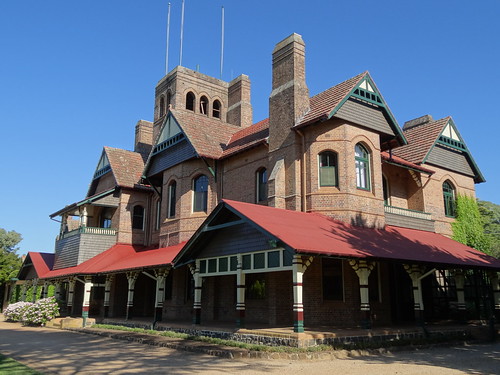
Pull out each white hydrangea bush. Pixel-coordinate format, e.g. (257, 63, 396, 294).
(4, 297, 60, 325)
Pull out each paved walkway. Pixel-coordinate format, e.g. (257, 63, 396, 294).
(1, 318, 500, 374)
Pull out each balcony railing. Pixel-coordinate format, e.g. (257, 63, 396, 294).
(384, 205, 432, 221)
(57, 226, 117, 240)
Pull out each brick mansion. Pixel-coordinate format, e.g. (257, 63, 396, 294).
(12, 33, 500, 334)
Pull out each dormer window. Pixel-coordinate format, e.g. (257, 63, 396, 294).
(213, 100, 221, 118)
(200, 96, 208, 115)
(186, 92, 195, 111)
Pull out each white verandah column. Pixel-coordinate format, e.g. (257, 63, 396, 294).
(20, 283, 27, 302)
(154, 268, 170, 322)
(31, 279, 39, 302)
(67, 277, 76, 315)
(42, 281, 50, 299)
(236, 254, 246, 328)
(126, 271, 139, 320)
(404, 264, 431, 325)
(349, 260, 376, 329)
(82, 276, 93, 327)
(189, 262, 202, 325)
(452, 270, 467, 322)
(292, 255, 313, 333)
(103, 274, 115, 318)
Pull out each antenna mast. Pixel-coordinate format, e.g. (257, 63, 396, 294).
(179, 0, 185, 66)
(165, 2, 171, 75)
(220, 6, 225, 79)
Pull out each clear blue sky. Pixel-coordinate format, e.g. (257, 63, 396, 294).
(1, 0, 499, 255)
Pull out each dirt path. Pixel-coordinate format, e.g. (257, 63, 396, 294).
(0, 319, 499, 375)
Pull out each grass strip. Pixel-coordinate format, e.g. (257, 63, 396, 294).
(0, 353, 44, 375)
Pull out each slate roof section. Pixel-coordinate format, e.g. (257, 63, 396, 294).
(41, 242, 185, 279)
(295, 72, 367, 128)
(104, 146, 146, 189)
(176, 200, 500, 270)
(221, 118, 269, 158)
(392, 117, 449, 164)
(169, 110, 241, 159)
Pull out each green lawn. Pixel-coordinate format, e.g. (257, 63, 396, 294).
(0, 353, 44, 375)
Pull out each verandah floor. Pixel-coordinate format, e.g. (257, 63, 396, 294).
(94, 316, 493, 347)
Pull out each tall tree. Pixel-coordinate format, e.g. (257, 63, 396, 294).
(0, 229, 23, 285)
(478, 200, 500, 258)
(451, 195, 491, 254)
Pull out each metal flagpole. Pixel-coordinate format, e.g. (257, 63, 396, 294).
(165, 2, 171, 75)
(179, 0, 185, 66)
(220, 6, 224, 79)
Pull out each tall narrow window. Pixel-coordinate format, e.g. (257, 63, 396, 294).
(443, 180, 456, 217)
(186, 92, 195, 111)
(212, 100, 221, 118)
(168, 181, 177, 218)
(193, 175, 208, 212)
(132, 205, 145, 230)
(256, 168, 267, 202)
(166, 91, 171, 110)
(319, 151, 338, 187)
(159, 96, 166, 117)
(200, 95, 208, 115)
(155, 200, 161, 230)
(383, 175, 390, 205)
(355, 144, 370, 190)
(322, 258, 344, 301)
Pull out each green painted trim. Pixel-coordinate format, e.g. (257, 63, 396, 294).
(422, 118, 485, 183)
(327, 73, 407, 146)
(77, 188, 116, 207)
(293, 321, 304, 333)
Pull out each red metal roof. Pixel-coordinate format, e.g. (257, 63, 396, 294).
(24, 252, 55, 278)
(42, 242, 185, 279)
(223, 200, 500, 269)
(381, 151, 434, 174)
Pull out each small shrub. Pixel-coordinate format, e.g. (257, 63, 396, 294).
(4, 297, 59, 326)
(4, 301, 32, 322)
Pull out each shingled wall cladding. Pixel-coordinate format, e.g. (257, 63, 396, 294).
(385, 212, 435, 232)
(335, 99, 395, 136)
(53, 233, 117, 270)
(425, 145, 475, 177)
(147, 139, 197, 177)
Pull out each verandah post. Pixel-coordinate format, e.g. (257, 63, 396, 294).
(236, 254, 246, 328)
(453, 269, 467, 323)
(488, 271, 500, 321)
(82, 276, 93, 327)
(350, 260, 375, 329)
(292, 255, 313, 333)
(126, 271, 139, 320)
(192, 261, 202, 325)
(404, 264, 426, 326)
(67, 277, 76, 316)
(103, 274, 115, 318)
(154, 268, 170, 322)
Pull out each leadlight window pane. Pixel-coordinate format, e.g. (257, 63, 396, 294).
(254, 253, 265, 269)
(208, 259, 217, 273)
(443, 181, 456, 217)
(132, 205, 144, 230)
(257, 168, 268, 202)
(193, 175, 208, 212)
(230, 256, 238, 271)
(168, 181, 176, 218)
(319, 152, 338, 187)
(242, 254, 251, 270)
(219, 257, 228, 272)
(200, 260, 207, 274)
(283, 250, 293, 267)
(268, 251, 280, 268)
(355, 144, 370, 190)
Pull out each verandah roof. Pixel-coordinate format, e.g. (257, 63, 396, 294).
(175, 200, 500, 270)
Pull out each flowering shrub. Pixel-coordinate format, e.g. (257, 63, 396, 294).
(4, 297, 60, 326)
(4, 301, 32, 322)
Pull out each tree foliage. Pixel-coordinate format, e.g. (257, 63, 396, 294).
(0, 228, 22, 285)
(477, 200, 500, 258)
(451, 195, 491, 254)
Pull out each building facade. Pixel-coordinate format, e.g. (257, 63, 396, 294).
(16, 33, 500, 333)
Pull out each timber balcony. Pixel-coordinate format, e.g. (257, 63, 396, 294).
(53, 226, 117, 270)
(384, 205, 435, 232)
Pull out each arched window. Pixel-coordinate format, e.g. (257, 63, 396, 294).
(256, 168, 267, 202)
(212, 100, 221, 118)
(383, 175, 390, 205)
(166, 91, 172, 110)
(200, 96, 208, 115)
(132, 205, 145, 230)
(442, 180, 456, 217)
(168, 180, 177, 218)
(193, 175, 209, 212)
(319, 151, 338, 187)
(355, 144, 370, 190)
(159, 96, 166, 117)
(186, 91, 195, 111)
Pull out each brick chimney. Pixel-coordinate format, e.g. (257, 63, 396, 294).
(269, 33, 309, 151)
(134, 120, 153, 162)
(227, 74, 253, 127)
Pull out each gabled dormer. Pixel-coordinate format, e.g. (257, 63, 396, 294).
(295, 71, 407, 150)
